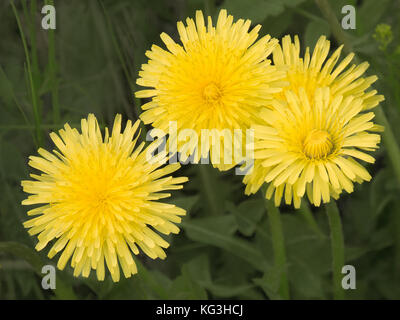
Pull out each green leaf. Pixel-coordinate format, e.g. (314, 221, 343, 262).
(102, 277, 151, 300)
(329, 0, 357, 13)
(102, 261, 172, 300)
(0, 242, 76, 299)
(186, 254, 258, 298)
(169, 261, 208, 299)
(0, 242, 43, 273)
(221, 0, 306, 23)
(261, 10, 294, 38)
(288, 257, 325, 299)
(282, 214, 331, 275)
(186, 164, 241, 216)
(184, 254, 212, 283)
(227, 199, 264, 236)
(304, 20, 331, 49)
(166, 195, 199, 213)
(253, 268, 282, 300)
(222, 0, 283, 23)
(136, 260, 171, 299)
(181, 215, 269, 271)
(202, 281, 255, 298)
(357, 0, 391, 35)
(369, 168, 395, 219)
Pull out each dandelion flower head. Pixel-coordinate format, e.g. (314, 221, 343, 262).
(273, 35, 384, 109)
(243, 87, 383, 208)
(22, 114, 188, 282)
(242, 35, 384, 208)
(136, 9, 286, 170)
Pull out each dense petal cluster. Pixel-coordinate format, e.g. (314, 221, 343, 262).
(22, 114, 187, 281)
(273, 35, 384, 109)
(136, 9, 286, 170)
(242, 35, 384, 207)
(244, 87, 382, 208)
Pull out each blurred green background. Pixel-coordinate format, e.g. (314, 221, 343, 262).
(0, 0, 400, 299)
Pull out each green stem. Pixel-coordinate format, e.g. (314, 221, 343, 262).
(394, 201, 400, 282)
(314, 0, 353, 52)
(315, 0, 400, 297)
(11, 0, 42, 146)
(261, 186, 290, 299)
(99, 1, 147, 140)
(375, 107, 400, 184)
(291, 6, 327, 24)
(298, 201, 325, 239)
(45, 0, 60, 124)
(198, 164, 219, 215)
(325, 201, 345, 300)
(0, 65, 31, 128)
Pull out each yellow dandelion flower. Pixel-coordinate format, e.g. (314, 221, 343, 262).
(273, 35, 384, 110)
(21, 114, 188, 282)
(135, 9, 286, 169)
(243, 87, 382, 208)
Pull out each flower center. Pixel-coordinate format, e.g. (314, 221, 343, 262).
(96, 192, 108, 204)
(303, 129, 333, 159)
(203, 82, 221, 102)
(83, 181, 112, 210)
